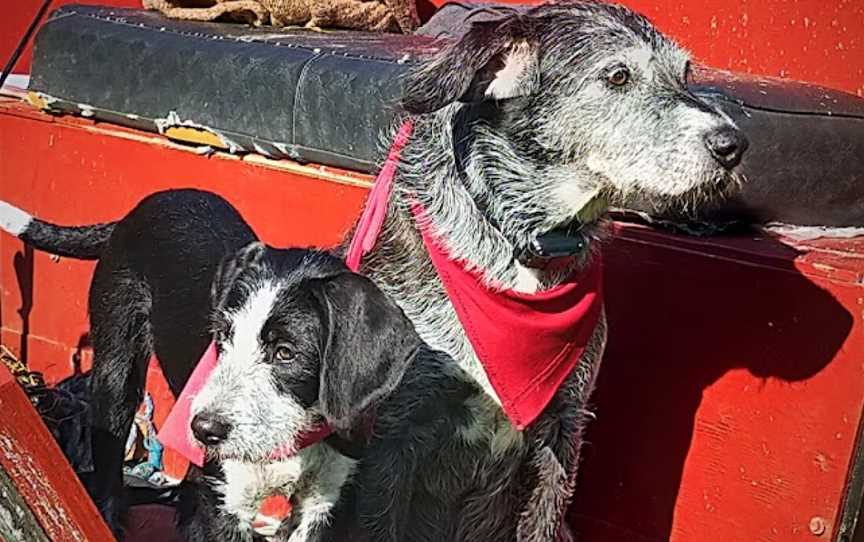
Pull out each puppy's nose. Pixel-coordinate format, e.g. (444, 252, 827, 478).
(704, 127, 748, 169)
(191, 412, 232, 446)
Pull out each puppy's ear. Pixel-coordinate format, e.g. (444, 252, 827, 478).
(312, 273, 421, 435)
(210, 241, 266, 310)
(402, 17, 540, 114)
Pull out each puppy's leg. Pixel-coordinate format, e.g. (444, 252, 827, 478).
(283, 447, 355, 542)
(85, 265, 153, 538)
(177, 462, 262, 542)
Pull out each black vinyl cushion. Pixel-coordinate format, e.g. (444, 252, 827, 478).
(30, 5, 439, 172)
(688, 68, 864, 227)
(29, 4, 864, 226)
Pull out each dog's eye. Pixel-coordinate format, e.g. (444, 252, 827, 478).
(274, 346, 295, 362)
(606, 66, 630, 87)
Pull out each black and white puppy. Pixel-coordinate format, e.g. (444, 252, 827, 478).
(189, 241, 478, 542)
(0, 189, 411, 541)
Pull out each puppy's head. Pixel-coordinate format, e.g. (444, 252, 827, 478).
(190, 243, 420, 462)
(402, 2, 747, 246)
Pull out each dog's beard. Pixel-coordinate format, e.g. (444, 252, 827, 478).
(206, 432, 303, 464)
(649, 169, 743, 219)
(203, 412, 316, 464)
(611, 166, 744, 220)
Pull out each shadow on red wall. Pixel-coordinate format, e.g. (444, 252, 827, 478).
(569, 234, 853, 541)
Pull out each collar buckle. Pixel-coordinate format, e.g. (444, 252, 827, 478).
(517, 230, 586, 268)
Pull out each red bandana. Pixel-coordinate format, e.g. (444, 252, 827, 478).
(347, 121, 604, 429)
(416, 220, 603, 429)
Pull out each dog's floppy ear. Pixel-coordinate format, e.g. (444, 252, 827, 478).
(311, 272, 421, 435)
(211, 241, 266, 310)
(402, 16, 540, 114)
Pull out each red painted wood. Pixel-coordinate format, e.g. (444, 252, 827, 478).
(0, 99, 862, 541)
(1, 0, 140, 75)
(622, 0, 864, 98)
(569, 224, 864, 541)
(0, 363, 116, 541)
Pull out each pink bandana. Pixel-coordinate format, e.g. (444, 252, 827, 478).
(346, 121, 604, 429)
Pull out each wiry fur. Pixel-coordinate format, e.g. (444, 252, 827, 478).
(190, 244, 473, 542)
(335, 2, 748, 540)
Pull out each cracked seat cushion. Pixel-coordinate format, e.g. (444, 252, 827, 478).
(29, 4, 439, 172)
(29, 3, 864, 226)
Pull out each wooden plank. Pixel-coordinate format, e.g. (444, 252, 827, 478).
(0, 465, 50, 542)
(569, 223, 864, 542)
(0, 363, 115, 541)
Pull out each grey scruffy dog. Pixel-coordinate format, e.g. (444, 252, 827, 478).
(331, 1, 748, 541)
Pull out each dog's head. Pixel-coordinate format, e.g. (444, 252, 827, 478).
(402, 1, 747, 244)
(189, 243, 420, 462)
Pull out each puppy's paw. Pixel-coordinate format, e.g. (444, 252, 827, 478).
(251, 513, 284, 538)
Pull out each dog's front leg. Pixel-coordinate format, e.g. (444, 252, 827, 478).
(278, 447, 356, 542)
(517, 313, 608, 542)
(177, 462, 261, 542)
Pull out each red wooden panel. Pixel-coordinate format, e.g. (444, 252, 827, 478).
(0, 362, 115, 541)
(1, 0, 141, 75)
(614, 0, 864, 97)
(0, 99, 862, 541)
(570, 225, 864, 542)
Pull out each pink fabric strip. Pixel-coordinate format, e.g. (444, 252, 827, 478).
(345, 120, 414, 272)
(157, 342, 218, 467)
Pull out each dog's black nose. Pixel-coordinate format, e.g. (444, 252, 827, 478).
(704, 127, 748, 169)
(191, 413, 232, 446)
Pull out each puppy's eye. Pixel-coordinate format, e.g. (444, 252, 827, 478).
(606, 66, 630, 87)
(274, 346, 295, 362)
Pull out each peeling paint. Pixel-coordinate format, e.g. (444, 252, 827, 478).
(763, 224, 864, 241)
(252, 142, 273, 157)
(25, 91, 59, 111)
(77, 104, 95, 118)
(0, 433, 83, 542)
(155, 111, 243, 152)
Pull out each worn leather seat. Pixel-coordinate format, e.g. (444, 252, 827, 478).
(29, 3, 864, 226)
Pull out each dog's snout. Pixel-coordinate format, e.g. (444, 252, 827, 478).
(191, 412, 232, 446)
(704, 127, 748, 169)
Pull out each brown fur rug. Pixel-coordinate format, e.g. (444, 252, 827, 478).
(143, 0, 419, 32)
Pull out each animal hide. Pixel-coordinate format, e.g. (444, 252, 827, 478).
(142, 0, 419, 33)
